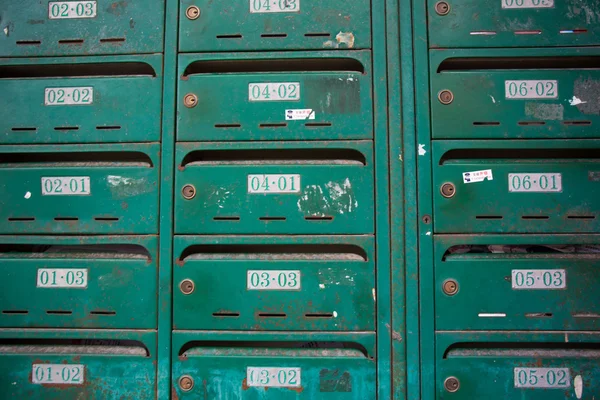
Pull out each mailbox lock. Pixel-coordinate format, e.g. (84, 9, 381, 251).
(186, 5, 201, 20)
(180, 279, 195, 295)
(179, 375, 194, 391)
(444, 377, 460, 392)
(182, 184, 196, 200)
(183, 93, 198, 108)
(440, 182, 456, 198)
(442, 279, 459, 295)
(438, 89, 454, 105)
(435, 1, 450, 15)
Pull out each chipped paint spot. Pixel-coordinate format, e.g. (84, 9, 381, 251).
(569, 96, 587, 106)
(574, 375, 583, 399)
(24, 192, 31, 199)
(490, 95, 496, 103)
(426, 231, 431, 236)
(297, 178, 357, 216)
(398, 153, 403, 161)
(333, 311, 338, 318)
(319, 284, 325, 289)
(3, 27, 8, 36)
(525, 103, 564, 120)
(372, 288, 376, 302)
(418, 144, 426, 156)
(323, 32, 355, 48)
(565, 332, 569, 343)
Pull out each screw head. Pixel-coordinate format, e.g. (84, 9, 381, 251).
(442, 279, 459, 295)
(180, 279, 195, 295)
(438, 89, 454, 105)
(444, 377, 460, 392)
(186, 5, 201, 19)
(435, 1, 450, 15)
(182, 184, 196, 200)
(440, 182, 456, 198)
(183, 93, 198, 108)
(179, 375, 194, 391)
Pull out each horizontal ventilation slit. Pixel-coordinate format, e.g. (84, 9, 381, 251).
(0, 62, 156, 79)
(17, 40, 41, 45)
(305, 313, 334, 318)
(215, 124, 241, 128)
(100, 38, 125, 43)
(440, 148, 600, 164)
(212, 312, 240, 317)
(0, 244, 151, 259)
(54, 126, 79, 131)
(94, 217, 120, 221)
(11, 127, 37, 132)
(96, 126, 121, 131)
(567, 215, 595, 220)
(259, 123, 287, 128)
(8, 217, 35, 222)
(2, 310, 28, 315)
(90, 310, 116, 316)
(183, 58, 365, 75)
(518, 121, 546, 126)
(478, 313, 506, 318)
(47, 310, 72, 315)
(470, 31, 497, 36)
(573, 313, 600, 319)
(522, 216, 549, 220)
(438, 56, 600, 72)
(473, 122, 500, 126)
(258, 313, 287, 318)
(305, 216, 334, 221)
(58, 39, 84, 44)
(475, 215, 503, 220)
(259, 217, 287, 221)
(261, 33, 287, 38)
(305, 122, 332, 127)
(54, 217, 79, 221)
(0, 339, 149, 356)
(515, 30, 542, 35)
(305, 33, 331, 37)
(560, 29, 588, 34)
(216, 34, 243, 39)
(444, 342, 600, 358)
(213, 216, 241, 221)
(0, 151, 153, 167)
(525, 312, 553, 318)
(564, 120, 592, 126)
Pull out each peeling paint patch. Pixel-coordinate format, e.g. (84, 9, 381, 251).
(569, 96, 587, 106)
(573, 78, 600, 115)
(490, 95, 496, 103)
(3, 27, 8, 36)
(574, 375, 583, 399)
(525, 102, 564, 120)
(297, 178, 358, 216)
(323, 32, 355, 48)
(425, 231, 431, 236)
(24, 192, 31, 199)
(203, 187, 232, 209)
(106, 175, 150, 198)
(418, 144, 426, 156)
(319, 284, 325, 289)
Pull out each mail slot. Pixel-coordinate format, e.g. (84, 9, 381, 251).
(177, 52, 372, 141)
(430, 49, 600, 139)
(428, 0, 600, 48)
(0, 0, 164, 56)
(0, 236, 157, 329)
(0, 143, 159, 234)
(433, 140, 600, 233)
(172, 334, 376, 399)
(173, 236, 375, 331)
(435, 234, 600, 331)
(437, 332, 600, 398)
(0, 56, 162, 144)
(0, 331, 156, 399)
(179, 0, 370, 52)
(174, 141, 374, 234)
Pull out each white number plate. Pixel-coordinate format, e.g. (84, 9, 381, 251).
(41, 177, 91, 195)
(505, 80, 558, 99)
(514, 368, 570, 388)
(247, 270, 301, 290)
(45, 87, 94, 106)
(247, 367, 301, 387)
(37, 269, 88, 288)
(248, 174, 300, 194)
(250, 0, 300, 13)
(508, 173, 562, 192)
(248, 82, 300, 101)
(502, 0, 554, 8)
(512, 269, 566, 289)
(32, 364, 85, 385)
(48, 1, 97, 19)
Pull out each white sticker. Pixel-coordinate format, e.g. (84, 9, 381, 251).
(463, 169, 493, 184)
(511, 269, 566, 289)
(37, 269, 88, 288)
(248, 174, 300, 194)
(502, 0, 554, 8)
(508, 173, 562, 192)
(250, 0, 300, 13)
(285, 109, 315, 120)
(247, 270, 301, 290)
(505, 80, 558, 99)
(32, 364, 85, 384)
(48, 1, 97, 19)
(248, 82, 300, 101)
(41, 177, 91, 195)
(45, 87, 94, 106)
(514, 368, 570, 388)
(246, 367, 301, 387)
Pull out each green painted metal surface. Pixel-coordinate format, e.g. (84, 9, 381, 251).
(430, 48, 600, 139)
(0, 0, 165, 56)
(0, 143, 160, 234)
(0, 55, 162, 144)
(0, 236, 157, 329)
(174, 141, 374, 235)
(428, 0, 600, 48)
(436, 331, 600, 399)
(432, 139, 600, 233)
(177, 51, 373, 142)
(178, 0, 371, 52)
(172, 235, 375, 331)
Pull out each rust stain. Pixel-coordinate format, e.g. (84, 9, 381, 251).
(242, 377, 250, 390)
(171, 385, 180, 400)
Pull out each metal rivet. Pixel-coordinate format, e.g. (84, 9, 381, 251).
(179, 375, 194, 391)
(440, 182, 456, 198)
(438, 89, 454, 105)
(183, 93, 198, 108)
(186, 5, 201, 20)
(442, 279, 459, 295)
(182, 184, 196, 200)
(180, 279, 195, 295)
(435, 1, 450, 15)
(422, 215, 432, 224)
(444, 377, 460, 392)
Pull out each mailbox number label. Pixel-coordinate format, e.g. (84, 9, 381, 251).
(247, 270, 301, 290)
(514, 368, 570, 388)
(45, 87, 94, 106)
(512, 269, 566, 289)
(502, 0, 554, 8)
(248, 83, 300, 101)
(42, 177, 91, 195)
(508, 173, 562, 192)
(250, 0, 299, 13)
(32, 364, 85, 384)
(37, 269, 88, 288)
(505, 80, 558, 99)
(247, 367, 301, 387)
(248, 174, 300, 194)
(48, 2, 97, 19)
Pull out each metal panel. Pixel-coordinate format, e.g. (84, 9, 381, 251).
(430, 48, 600, 139)
(174, 141, 374, 234)
(436, 332, 600, 399)
(177, 51, 373, 141)
(432, 139, 600, 233)
(0, 143, 160, 234)
(0, 0, 164, 56)
(178, 0, 371, 52)
(172, 236, 375, 331)
(0, 236, 157, 329)
(428, 0, 600, 48)
(0, 55, 162, 144)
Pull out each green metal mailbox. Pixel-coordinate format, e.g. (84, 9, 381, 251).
(435, 235, 600, 331)
(177, 52, 372, 141)
(173, 236, 375, 331)
(428, 0, 600, 48)
(0, 143, 160, 234)
(178, 0, 370, 52)
(0, 0, 164, 56)
(0, 55, 162, 144)
(0, 236, 157, 329)
(433, 139, 600, 233)
(430, 48, 600, 139)
(172, 332, 376, 399)
(437, 332, 600, 399)
(174, 141, 374, 234)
